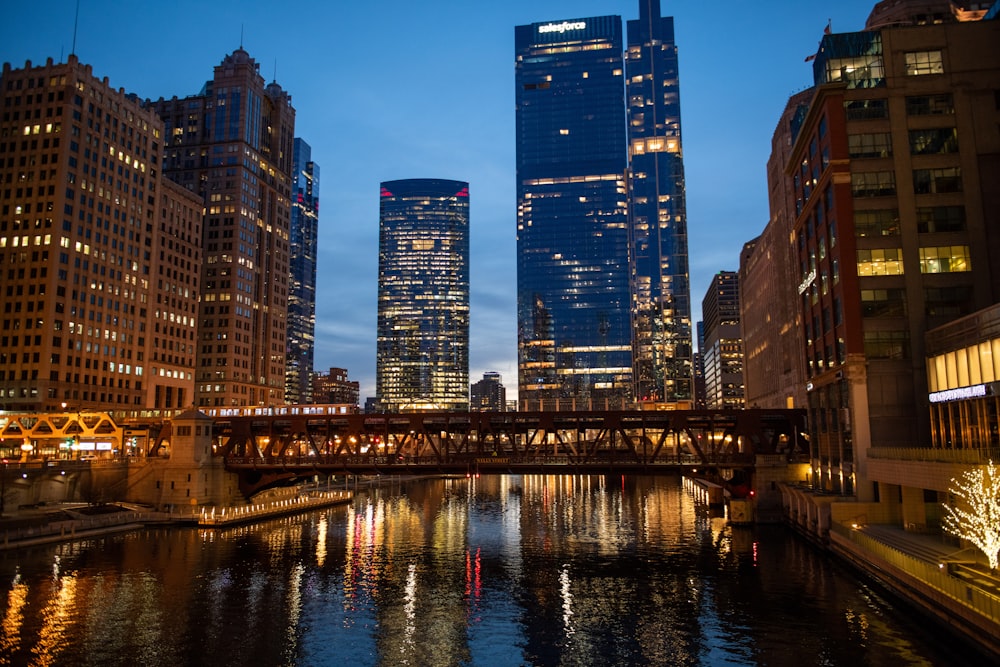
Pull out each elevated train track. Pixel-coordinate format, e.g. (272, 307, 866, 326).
(211, 408, 807, 493)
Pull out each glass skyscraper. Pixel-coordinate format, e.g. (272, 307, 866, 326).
(376, 179, 470, 412)
(515, 16, 632, 411)
(515, 3, 693, 410)
(626, 0, 692, 405)
(285, 138, 320, 404)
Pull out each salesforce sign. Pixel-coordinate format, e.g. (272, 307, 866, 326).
(538, 21, 586, 34)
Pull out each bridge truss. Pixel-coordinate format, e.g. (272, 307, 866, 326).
(215, 409, 807, 490)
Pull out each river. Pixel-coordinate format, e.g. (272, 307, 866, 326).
(0, 475, 977, 666)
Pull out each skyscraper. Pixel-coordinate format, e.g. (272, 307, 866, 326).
(0, 55, 201, 412)
(152, 48, 296, 408)
(515, 16, 632, 411)
(626, 0, 693, 406)
(376, 179, 469, 412)
(286, 138, 319, 404)
(470, 372, 506, 412)
(701, 271, 744, 409)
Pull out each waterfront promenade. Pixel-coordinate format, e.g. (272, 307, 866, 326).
(829, 521, 1000, 659)
(0, 490, 353, 550)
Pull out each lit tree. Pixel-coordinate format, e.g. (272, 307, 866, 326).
(942, 460, 1000, 571)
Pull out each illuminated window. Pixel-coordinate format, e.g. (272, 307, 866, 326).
(857, 248, 903, 276)
(904, 51, 943, 76)
(919, 245, 971, 273)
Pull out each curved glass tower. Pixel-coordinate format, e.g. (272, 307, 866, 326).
(376, 179, 470, 412)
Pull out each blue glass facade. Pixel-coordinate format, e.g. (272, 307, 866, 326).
(376, 179, 470, 412)
(515, 16, 632, 411)
(286, 138, 320, 404)
(626, 0, 693, 405)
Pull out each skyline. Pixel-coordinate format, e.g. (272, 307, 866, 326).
(0, 1, 878, 403)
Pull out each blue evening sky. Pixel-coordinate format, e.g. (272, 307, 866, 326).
(1, 1, 877, 402)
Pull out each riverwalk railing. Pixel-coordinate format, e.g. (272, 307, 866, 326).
(1, 511, 146, 548)
(197, 491, 352, 526)
(1, 490, 355, 547)
(831, 522, 1000, 623)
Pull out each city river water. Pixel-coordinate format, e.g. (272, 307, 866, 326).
(0, 475, 980, 666)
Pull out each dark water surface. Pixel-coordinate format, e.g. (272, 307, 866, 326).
(0, 476, 974, 666)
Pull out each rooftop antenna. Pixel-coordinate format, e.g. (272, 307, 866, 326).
(273, 58, 277, 83)
(71, 0, 80, 57)
(240, 24, 244, 49)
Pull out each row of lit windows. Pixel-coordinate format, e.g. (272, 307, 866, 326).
(856, 245, 971, 276)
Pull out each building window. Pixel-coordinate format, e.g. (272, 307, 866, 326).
(918, 245, 971, 273)
(826, 55, 885, 89)
(913, 167, 961, 194)
(848, 132, 892, 158)
(857, 248, 904, 276)
(906, 93, 953, 115)
(851, 171, 896, 197)
(924, 286, 974, 317)
(904, 50, 944, 76)
(854, 209, 900, 237)
(909, 128, 958, 155)
(844, 98, 888, 120)
(861, 289, 907, 317)
(916, 205, 965, 233)
(864, 331, 910, 359)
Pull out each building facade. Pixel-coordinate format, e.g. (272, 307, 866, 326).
(787, 3, 999, 497)
(626, 0, 693, 407)
(701, 271, 745, 409)
(285, 138, 319, 404)
(741, 89, 814, 411)
(376, 179, 469, 412)
(470, 372, 506, 412)
(0, 55, 201, 412)
(312, 367, 359, 407)
(152, 48, 296, 408)
(515, 16, 632, 411)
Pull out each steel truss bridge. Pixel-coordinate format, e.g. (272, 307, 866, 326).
(210, 408, 808, 496)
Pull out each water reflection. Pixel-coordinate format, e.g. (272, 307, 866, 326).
(0, 475, 973, 666)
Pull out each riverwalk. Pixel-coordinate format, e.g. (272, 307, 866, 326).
(829, 520, 1000, 659)
(0, 490, 354, 550)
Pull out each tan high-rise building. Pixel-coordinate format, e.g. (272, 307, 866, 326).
(0, 55, 201, 412)
(784, 1, 999, 497)
(151, 48, 295, 408)
(740, 89, 813, 411)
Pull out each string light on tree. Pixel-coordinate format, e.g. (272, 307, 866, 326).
(942, 460, 1000, 571)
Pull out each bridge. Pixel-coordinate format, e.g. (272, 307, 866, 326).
(205, 408, 808, 496)
(1, 407, 808, 499)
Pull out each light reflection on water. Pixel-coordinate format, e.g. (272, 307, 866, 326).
(0, 475, 972, 666)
